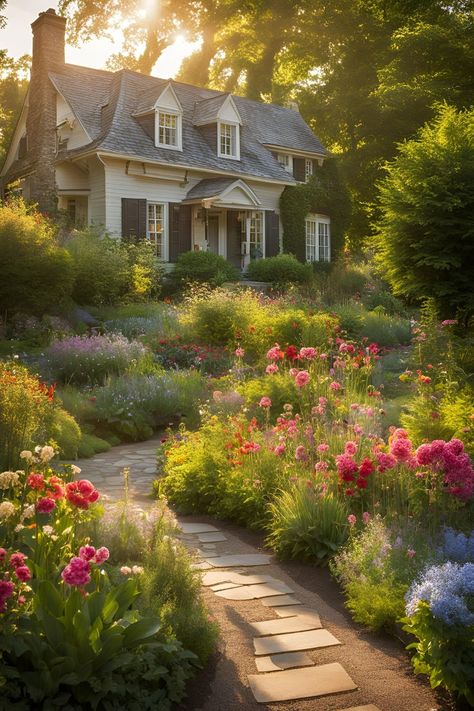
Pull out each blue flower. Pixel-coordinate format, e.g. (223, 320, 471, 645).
(438, 527, 474, 564)
(406, 561, 474, 626)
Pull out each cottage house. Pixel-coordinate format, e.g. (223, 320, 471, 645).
(1, 8, 331, 269)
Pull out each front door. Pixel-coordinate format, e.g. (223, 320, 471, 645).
(226, 211, 242, 269)
(207, 215, 219, 253)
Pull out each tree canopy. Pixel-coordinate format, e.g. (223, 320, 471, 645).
(374, 105, 474, 321)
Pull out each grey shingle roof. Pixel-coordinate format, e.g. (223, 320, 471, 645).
(185, 178, 236, 200)
(192, 94, 229, 125)
(50, 64, 327, 183)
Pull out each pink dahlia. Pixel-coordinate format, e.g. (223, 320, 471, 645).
(61, 557, 91, 587)
(36, 497, 56, 514)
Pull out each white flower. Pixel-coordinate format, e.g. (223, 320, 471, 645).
(120, 566, 132, 575)
(0, 501, 16, 520)
(42, 525, 54, 536)
(14, 524, 25, 532)
(132, 565, 144, 575)
(0, 471, 20, 489)
(70, 465, 81, 476)
(40, 446, 55, 462)
(20, 450, 33, 460)
(21, 504, 35, 521)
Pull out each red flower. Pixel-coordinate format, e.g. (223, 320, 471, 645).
(27, 473, 45, 490)
(285, 345, 299, 361)
(65, 480, 100, 509)
(358, 458, 374, 478)
(36, 497, 56, 514)
(45, 476, 64, 500)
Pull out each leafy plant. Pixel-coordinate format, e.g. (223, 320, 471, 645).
(266, 485, 349, 564)
(171, 250, 239, 288)
(246, 253, 312, 286)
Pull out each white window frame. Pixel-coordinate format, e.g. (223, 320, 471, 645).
(155, 109, 182, 151)
(147, 202, 168, 261)
(305, 213, 331, 263)
(218, 121, 240, 160)
(241, 210, 265, 260)
(277, 153, 293, 174)
(305, 158, 313, 181)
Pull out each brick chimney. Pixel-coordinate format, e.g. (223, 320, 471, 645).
(26, 9, 66, 212)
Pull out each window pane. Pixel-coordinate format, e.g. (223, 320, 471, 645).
(305, 219, 317, 262)
(220, 123, 235, 156)
(241, 211, 264, 259)
(148, 203, 165, 258)
(318, 222, 330, 262)
(158, 112, 177, 146)
(305, 159, 313, 180)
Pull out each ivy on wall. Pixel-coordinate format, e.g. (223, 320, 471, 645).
(280, 157, 351, 262)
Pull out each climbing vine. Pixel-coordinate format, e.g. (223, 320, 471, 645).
(280, 157, 351, 262)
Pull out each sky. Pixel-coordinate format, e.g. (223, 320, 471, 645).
(1, 0, 199, 77)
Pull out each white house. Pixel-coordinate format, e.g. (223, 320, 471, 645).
(1, 9, 332, 269)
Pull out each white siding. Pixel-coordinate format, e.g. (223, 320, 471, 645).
(56, 93, 90, 150)
(247, 180, 285, 211)
(56, 162, 89, 191)
(88, 156, 106, 228)
(1, 96, 28, 176)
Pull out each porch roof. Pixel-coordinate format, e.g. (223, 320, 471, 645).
(183, 177, 261, 208)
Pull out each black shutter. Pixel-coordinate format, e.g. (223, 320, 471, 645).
(293, 157, 305, 182)
(226, 211, 242, 269)
(265, 211, 280, 257)
(169, 203, 192, 262)
(121, 198, 147, 241)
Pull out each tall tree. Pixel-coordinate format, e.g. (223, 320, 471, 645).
(0, 53, 29, 167)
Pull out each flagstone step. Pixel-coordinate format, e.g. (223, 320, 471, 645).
(204, 554, 272, 567)
(249, 611, 322, 637)
(198, 532, 227, 542)
(215, 581, 293, 601)
(254, 628, 341, 656)
(272, 605, 318, 618)
(338, 706, 382, 711)
(261, 594, 301, 607)
(248, 662, 357, 703)
(179, 523, 219, 534)
(255, 651, 314, 672)
(202, 571, 274, 586)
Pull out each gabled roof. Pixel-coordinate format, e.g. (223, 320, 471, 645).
(46, 64, 327, 183)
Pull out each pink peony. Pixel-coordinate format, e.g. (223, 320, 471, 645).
(27, 473, 45, 490)
(299, 347, 317, 360)
(234, 346, 245, 358)
(362, 511, 371, 524)
(0, 580, 15, 612)
(317, 443, 329, 453)
(0, 548, 6, 563)
(329, 381, 342, 390)
(265, 363, 279, 375)
(336, 453, 358, 482)
(375, 451, 397, 472)
(274, 444, 286, 456)
(266, 344, 283, 361)
(294, 370, 310, 388)
(444, 438, 464, 456)
(9, 552, 27, 569)
(79, 545, 96, 561)
(66, 480, 100, 509)
(344, 441, 358, 456)
(315, 461, 329, 472)
(295, 445, 307, 461)
(36, 497, 56, 514)
(94, 547, 110, 565)
(416, 443, 433, 465)
(61, 557, 91, 587)
(259, 396, 272, 408)
(390, 436, 413, 461)
(347, 514, 357, 527)
(14, 565, 31, 582)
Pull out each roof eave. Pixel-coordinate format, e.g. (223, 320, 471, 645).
(263, 143, 327, 159)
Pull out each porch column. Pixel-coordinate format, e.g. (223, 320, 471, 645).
(243, 212, 251, 270)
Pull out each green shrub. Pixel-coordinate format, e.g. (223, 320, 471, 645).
(239, 373, 299, 420)
(363, 288, 408, 316)
(266, 485, 349, 564)
(246, 254, 312, 286)
(360, 310, 411, 346)
(300, 313, 340, 348)
(344, 579, 408, 631)
(0, 362, 55, 470)
(66, 228, 129, 305)
(126, 239, 165, 301)
(313, 260, 369, 305)
(50, 407, 82, 459)
(171, 250, 239, 288)
(77, 432, 111, 458)
(0, 199, 73, 317)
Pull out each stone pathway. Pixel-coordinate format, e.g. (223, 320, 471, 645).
(71, 440, 440, 711)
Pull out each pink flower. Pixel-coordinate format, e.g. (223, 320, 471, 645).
(294, 370, 310, 388)
(344, 441, 358, 456)
(79, 545, 96, 561)
(330, 381, 341, 390)
(259, 396, 272, 408)
(27, 473, 45, 490)
(319, 396, 328, 405)
(347, 514, 357, 527)
(234, 346, 245, 357)
(375, 451, 397, 472)
(368, 343, 379, 354)
(61, 557, 91, 587)
(299, 347, 317, 360)
(94, 547, 110, 565)
(36, 497, 56, 514)
(441, 319, 457, 327)
(265, 363, 279, 375)
(319, 353, 328, 360)
(406, 549, 416, 558)
(353, 424, 364, 435)
(390, 437, 413, 461)
(315, 461, 329, 472)
(416, 443, 433, 465)
(0, 548, 7, 563)
(444, 438, 464, 456)
(9, 553, 27, 569)
(66, 480, 100, 509)
(266, 344, 283, 361)
(274, 444, 286, 456)
(0, 580, 15, 612)
(317, 443, 329, 453)
(336, 453, 358, 482)
(350, 403, 360, 410)
(362, 511, 371, 524)
(14, 565, 31, 582)
(295, 445, 307, 461)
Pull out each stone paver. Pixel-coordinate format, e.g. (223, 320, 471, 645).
(249, 611, 322, 637)
(255, 652, 315, 673)
(248, 663, 357, 703)
(198, 532, 228, 542)
(205, 554, 272, 567)
(273, 605, 319, 619)
(180, 523, 219, 534)
(215, 581, 293, 600)
(254, 629, 341, 656)
(261, 595, 302, 607)
(339, 706, 381, 711)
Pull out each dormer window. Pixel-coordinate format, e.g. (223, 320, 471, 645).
(156, 110, 182, 150)
(218, 122, 239, 159)
(305, 159, 314, 180)
(277, 153, 293, 174)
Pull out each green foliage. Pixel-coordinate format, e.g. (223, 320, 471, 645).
(312, 260, 369, 305)
(403, 601, 474, 706)
(280, 158, 350, 261)
(374, 105, 474, 320)
(331, 302, 411, 346)
(142, 532, 219, 665)
(171, 250, 239, 288)
(0, 200, 73, 317)
(239, 373, 299, 420)
(266, 485, 349, 565)
(344, 580, 407, 631)
(0, 362, 55, 470)
(50, 407, 82, 459)
(77, 433, 112, 458)
(66, 229, 130, 306)
(246, 254, 312, 286)
(126, 239, 165, 301)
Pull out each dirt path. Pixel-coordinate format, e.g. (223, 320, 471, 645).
(71, 441, 442, 711)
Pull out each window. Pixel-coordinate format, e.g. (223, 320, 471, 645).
(218, 122, 239, 159)
(277, 153, 293, 174)
(156, 110, 181, 149)
(241, 211, 264, 259)
(305, 214, 331, 262)
(148, 203, 166, 259)
(305, 159, 313, 181)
